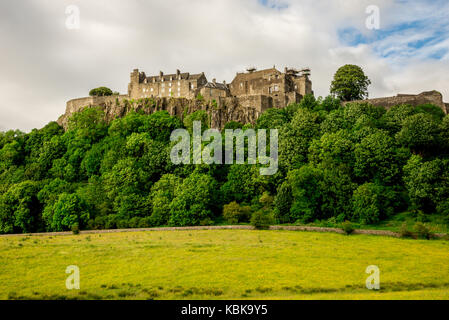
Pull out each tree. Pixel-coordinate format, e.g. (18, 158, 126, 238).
(352, 183, 396, 224)
(169, 171, 218, 226)
(89, 87, 113, 97)
(223, 201, 251, 224)
(50, 193, 90, 231)
(149, 174, 182, 226)
(330, 64, 371, 101)
(396, 113, 441, 154)
(0, 181, 40, 233)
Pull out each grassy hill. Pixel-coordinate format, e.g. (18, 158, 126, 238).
(1, 229, 449, 300)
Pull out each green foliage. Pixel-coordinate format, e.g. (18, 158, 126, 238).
(341, 221, 355, 235)
(223, 201, 252, 224)
(403, 155, 449, 214)
(149, 174, 181, 226)
(396, 113, 441, 153)
(352, 183, 396, 224)
(89, 87, 113, 97)
(0, 90, 448, 234)
(273, 181, 293, 223)
(413, 222, 433, 240)
(250, 210, 274, 230)
(183, 110, 209, 134)
(50, 193, 90, 231)
(169, 171, 218, 226)
(330, 64, 371, 101)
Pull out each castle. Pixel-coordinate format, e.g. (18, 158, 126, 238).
(127, 66, 313, 110)
(59, 66, 448, 130)
(60, 66, 313, 129)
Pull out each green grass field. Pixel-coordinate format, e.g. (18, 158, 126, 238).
(1, 229, 449, 300)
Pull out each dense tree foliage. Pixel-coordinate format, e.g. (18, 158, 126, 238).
(330, 64, 371, 101)
(0, 98, 448, 233)
(89, 87, 114, 97)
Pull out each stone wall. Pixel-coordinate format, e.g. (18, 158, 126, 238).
(58, 95, 264, 130)
(346, 91, 448, 114)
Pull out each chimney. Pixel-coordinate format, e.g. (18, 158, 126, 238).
(223, 80, 226, 85)
(212, 78, 216, 84)
(284, 67, 288, 73)
(159, 71, 163, 78)
(176, 69, 181, 76)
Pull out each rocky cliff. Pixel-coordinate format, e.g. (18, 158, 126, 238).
(58, 95, 263, 130)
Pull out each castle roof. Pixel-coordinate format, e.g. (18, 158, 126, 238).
(202, 82, 229, 91)
(145, 72, 204, 83)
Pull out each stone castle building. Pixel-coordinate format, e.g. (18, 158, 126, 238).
(59, 65, 447, 130)
(127, 66, 313, 110)
(58, 66, 314, 129)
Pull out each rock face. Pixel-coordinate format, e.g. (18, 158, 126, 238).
(345, 91, 448, 114)
(57, 95, 264, 130)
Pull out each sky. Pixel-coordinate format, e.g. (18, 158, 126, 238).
(0, 0, 448, 132)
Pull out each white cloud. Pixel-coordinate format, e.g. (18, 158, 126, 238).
(0, 0, 448, 131)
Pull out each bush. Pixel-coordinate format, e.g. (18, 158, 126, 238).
(89, 87, 113, 97)
(399, 222, 413, 238)
(341, 221, 354, 235)
(138, 217, 153, 228)
(199, 218, 214, 226)
(105, 215, 119, 229)
(94, 216, 107, 230)
(71, 223, 80, 235)
(223, 201, 252, 224)
(250, 210, 274, 230)
(128, 217, 142, 228)
(413, 222, 433, 240)
(116, 219, 129, 229)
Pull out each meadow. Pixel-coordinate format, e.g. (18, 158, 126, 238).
(1, 229, 449, 300)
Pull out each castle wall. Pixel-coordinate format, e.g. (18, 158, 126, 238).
(347, 91, 448, 114)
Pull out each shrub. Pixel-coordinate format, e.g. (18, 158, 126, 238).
(89, 87, 113, 97)
(116, 220, 129, 229)
(199, 218, 214, 226)
(71, 223, 80, 235)
(341, 221, 354, 235)
(138, 217, 153, 228)
(413, 222, 433, 240)
(399, 222, 413, 238)
(128, 217, 142, 228)
(94, 216, 107, 230)
(105, 215, 119, 229)
(250, 210, 274, 230)
(223, 201, 252, 224)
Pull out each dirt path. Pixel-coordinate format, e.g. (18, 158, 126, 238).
(0, 225, 446, 239)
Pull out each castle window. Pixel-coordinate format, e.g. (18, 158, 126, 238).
(151, 88, 154, 92)
(178, 81, 181, 86)
(178, 87, 181, 92)
(274, 85, 279, 92)
(178, 93, 181, 97)
(169, 83, 172, 87)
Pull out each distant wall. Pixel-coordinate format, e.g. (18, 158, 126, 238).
(346, 91, 448, 114)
